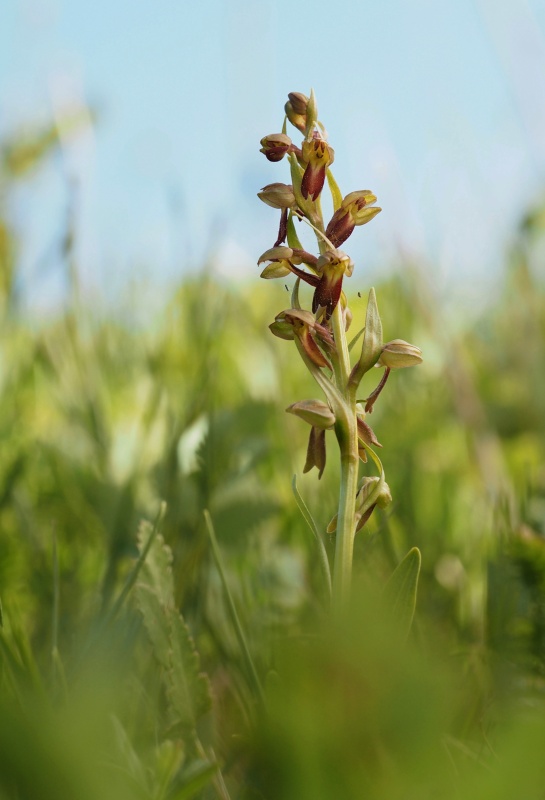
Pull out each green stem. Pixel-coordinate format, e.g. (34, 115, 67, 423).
(332, 412, 359, 612)
(330, 304, 350, 390)
(330, 303, 359, 612)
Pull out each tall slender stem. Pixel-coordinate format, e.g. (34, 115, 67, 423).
(330, 303, 359, 612)
(332, 419, 359, 611)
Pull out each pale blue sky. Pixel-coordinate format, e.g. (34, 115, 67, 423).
(2, 0, 545, 310)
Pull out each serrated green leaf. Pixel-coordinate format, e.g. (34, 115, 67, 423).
(135, 533, 212, 739)
(166, 605, 212, 735)
(136, 518, 173, 607)
(104, 504, 166, 629)
(383, 547, 421, 640)
(135, 584, 172, 668)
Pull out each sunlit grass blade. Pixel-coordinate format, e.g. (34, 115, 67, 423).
(204, 509, 265, 707)
(291, 474, 332, 604)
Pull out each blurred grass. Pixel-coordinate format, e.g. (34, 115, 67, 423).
(0, 123, 544, 798)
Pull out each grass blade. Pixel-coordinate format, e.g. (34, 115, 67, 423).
(203, 510, 265, 707)
(291, 475, 332, 604)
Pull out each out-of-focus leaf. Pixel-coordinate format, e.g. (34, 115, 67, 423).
(136, 516, 172, 607)
(166, 604, 212, 735)
(383, 547, 421, 640)
(111, 715, 149, 791)
(135, 532, 211, 740)
(167, 759, 218, 800)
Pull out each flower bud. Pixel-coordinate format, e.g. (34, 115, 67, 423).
(356, 476, 392, 511)
(257, 182, 296, 209)
(260, 133, 292, 162)
(354, 476, 392, 531)
(378, 340, 423, 369)
(285, 92, 309, 133)
(304, 90, 319, 136)
(288, 92, 308, 116)
(328, 477, 392, 534)
(286, 399, 335, 429)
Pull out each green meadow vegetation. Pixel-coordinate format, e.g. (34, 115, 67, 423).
(0, 116, 545, 799)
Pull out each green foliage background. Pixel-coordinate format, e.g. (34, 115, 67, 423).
(0, 124, 544, 798)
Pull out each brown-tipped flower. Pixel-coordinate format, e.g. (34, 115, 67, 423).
(303, 426, 326, 479)
(325, 190, 381, 248)
(257, 246, 319, 282)
(312, 249, 353, 320)
(257, 182, 296, 209)
(260, 133, 292, 162)
(285, 92, 309, 133)
(343, 190, 380, 223)
(378, 339, 423, 369)
(269, 308, 332, 368)
(258, 246, 317, 268)
(301, 135, 335, 201)
(286, 399, 335, 429)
